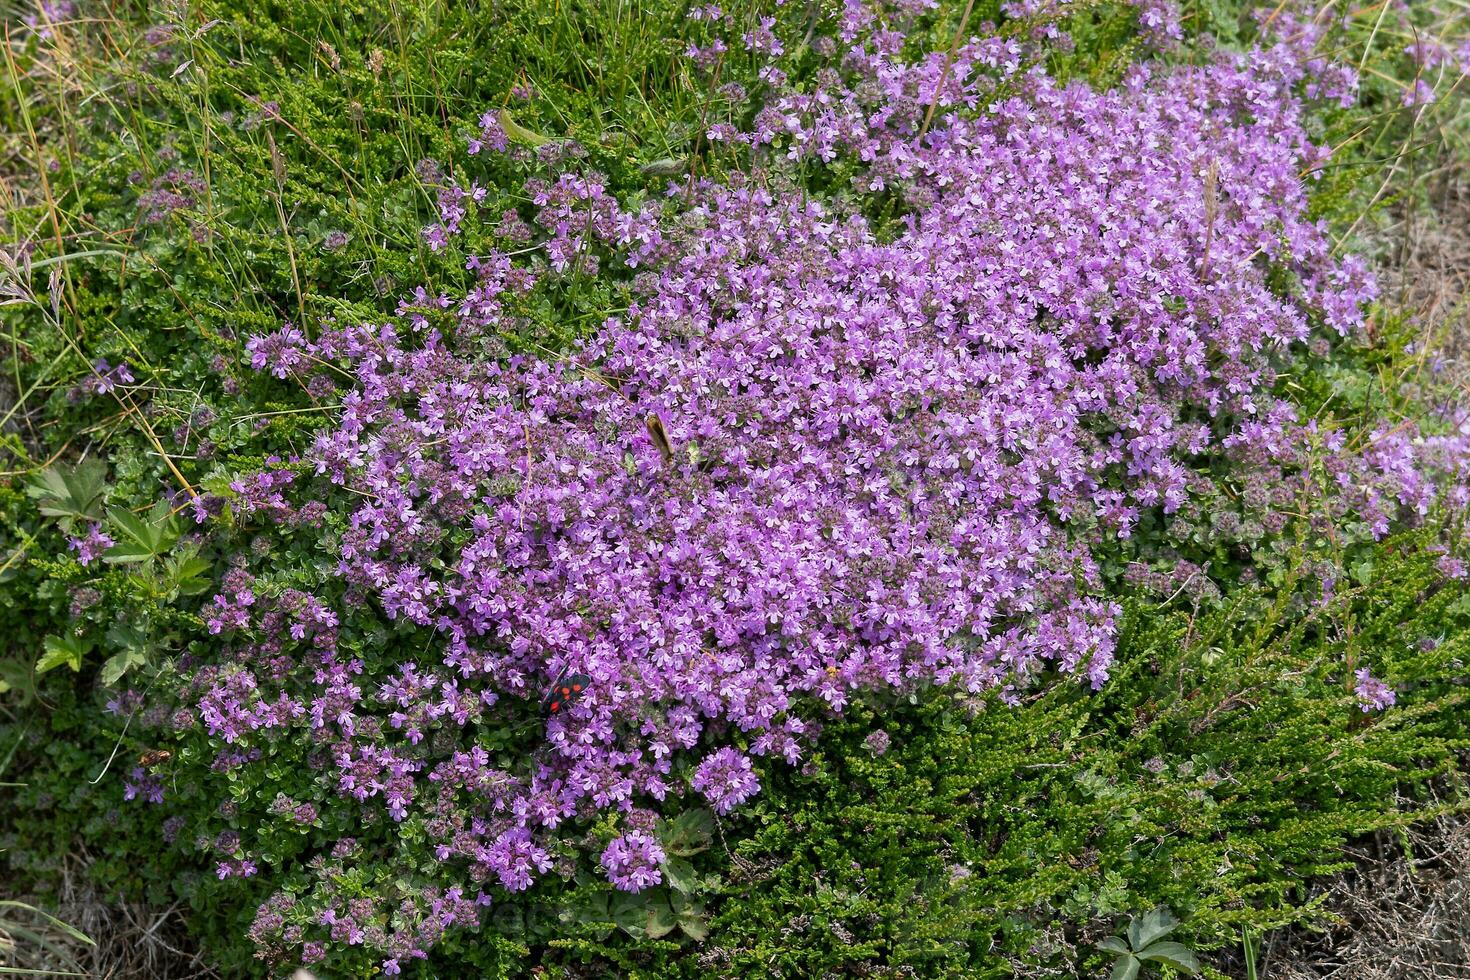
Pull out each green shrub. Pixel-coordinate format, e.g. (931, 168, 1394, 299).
(692, 530, 1470, 978)
(1, 0, 1468, 976)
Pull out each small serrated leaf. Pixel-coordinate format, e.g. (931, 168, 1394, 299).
(660, 807, 715, 857)
(37, 634, 87, 674)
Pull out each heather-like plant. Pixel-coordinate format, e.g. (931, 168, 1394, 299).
(124, 0, 1470, 969)
(4, 0, 1470, 975)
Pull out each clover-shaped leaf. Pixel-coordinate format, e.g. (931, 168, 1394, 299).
(26, 459, 108, 531)
(1100, 907, 1199, 979)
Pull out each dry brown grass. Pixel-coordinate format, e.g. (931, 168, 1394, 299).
(1244, 814, 1470, 980)
(1382, 169, 1470, 375)
(2, 852, 218, 980)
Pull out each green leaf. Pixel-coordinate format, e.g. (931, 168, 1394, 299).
(1098, 937, 1133, 956)
(673, 895, 708, 940)
(609, 893, 651, 936)
(644, 897, 677, 939)
(1134, 906, 1181, 949)
(1110, 954, 1141, 980)
(26, 460, 108, 530)
(660, 807, 714, 857)
(103, 503, 180, 563)
(37, 634, 88, 674)
(99, 648, 148, 687)
(0, 898, 94, 954)
(660, 856, 701, 895)
(677, 914, 708, 941)
(163, 547, 213, 596)
(0, 659, 36, 703)
(1138, 941, 1201, 973)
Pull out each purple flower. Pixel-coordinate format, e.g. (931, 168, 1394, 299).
(122, 766, 165, 804)
(601, 831, 666, 892)
(215, 857, 258, 879)
(1402, 79, 1436, 107)
(68, 522, 115, 566)
(1354, 668, 1395, 712)
(159, 0, 1470, 966)
(692, 748, 760, 815)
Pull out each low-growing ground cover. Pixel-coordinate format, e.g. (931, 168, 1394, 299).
(2, 0, 1470, 977)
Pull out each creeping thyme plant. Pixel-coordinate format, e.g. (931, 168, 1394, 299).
(3, 0, 1470, 976)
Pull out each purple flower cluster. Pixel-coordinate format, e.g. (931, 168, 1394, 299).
(170, 0, 1470, 968)
(228, 1, 1468, 879)
(68, 522, 114, 566)
(137, 168, 207, 224)
(1353, 668, 1396, 712)
(246, 866, 484, 969)
(123, 766, 164, 804)
(601, 831, 666, 892)
(692, 748, 761, 816)
(22, 0, 74, 40)
(73, 358, 135, 399)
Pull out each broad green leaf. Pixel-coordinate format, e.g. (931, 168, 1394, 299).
(25, 460, 107, 529)
(677, 906, 708, 940)
(571, 892, 610, 925)
(164, 548, 213, 596)
(1138, 941, 1201, 973)
(1110, 954, 1141, 980)
(1098, 937, 1132, 956)
(660, 807, 714, 857)
(103, 503, 180, 563)
(660, 856, 700, 895)
(609, 893, 651, 936)
(104, 622, 151, 651)
(671, 891, 707, 940)
(0, 660, 36, 703)
(1135, 906, 1180, 949)
(99, 649, 148, 687)
(37, 635, 87, 675)
(643, 898, 677, 939)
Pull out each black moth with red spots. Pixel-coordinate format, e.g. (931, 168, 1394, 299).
(542, 672, 592, 717)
